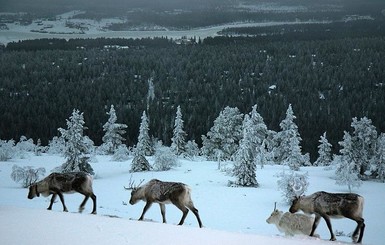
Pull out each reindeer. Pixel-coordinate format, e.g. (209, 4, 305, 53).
(28, 172, 97, 214)
(289, 191, 365, 243)
(266, 202, 315, 237)
(127, 179, 203, 227)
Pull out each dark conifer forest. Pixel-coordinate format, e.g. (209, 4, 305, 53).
(1, 0, 385, 161)
(1, 29, 384, 161)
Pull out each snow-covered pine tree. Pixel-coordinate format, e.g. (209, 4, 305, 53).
(130, 154, 151, 172)
(350, 117, 377, 176)
(232, 115, 258, 187)
(184, 140, 200, 159)
(248, 105, 268, 162)
(314, 132, 333, 166)
(255, 140, 269, 168)
(273, 104, 308, 170)
(58, 109, 94, 175)
(135, 111, 154, 156)
(335, 131, 362, 192)
(171, 105, 186, 156)
(101, 105, 128, 155)
(249, 104, 268, 146)
(201, 106, 243, 160)
(370, 133, 385, 182)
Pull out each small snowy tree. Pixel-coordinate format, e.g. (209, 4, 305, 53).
(184, 140, 200, 159)
(11, 165, 46, 188)
(57, 109, 94, 175)
(112, 144, 130, 162)
(255, 140, 269, 168)
(15, 136, 36, 158)
(47, 136, 66, 155)
(273, 104, 308, 170)
(34, 139, 46, 156)
(130, 154, 151, 172)
(314, 132, 333, 166)
(335, 131, 362, 191)
(136, 111, 154, 156)
(0, 139, 15, 161)
(232, 115, 258, 187)
(153, 142, 178, 171)
(201, 106, 243, 160)
(276, 170, 309, 204)
(101, 105, 128, 155)
(171, 105, 186, 156)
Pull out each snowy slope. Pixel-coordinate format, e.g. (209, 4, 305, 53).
(0, 154, 383, 245)
(0, 206, 339, 245)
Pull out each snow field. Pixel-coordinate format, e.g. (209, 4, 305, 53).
(0, 154, 383, 244)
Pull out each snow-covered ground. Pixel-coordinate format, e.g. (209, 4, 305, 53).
(0, 10, 331, 45)
(0, 154, 383, 244)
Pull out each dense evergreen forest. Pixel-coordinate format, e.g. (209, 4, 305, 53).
(1, 28, 384, 161)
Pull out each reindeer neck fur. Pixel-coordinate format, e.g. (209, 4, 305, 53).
(36, 180, 50, 197)
(298, 193, 317, 214)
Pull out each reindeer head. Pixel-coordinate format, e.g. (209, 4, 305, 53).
(27, 184, 39, 199)
(266, 202, 283, 224)
(289, 196, 301, 213)
(124, 176, 144, 205)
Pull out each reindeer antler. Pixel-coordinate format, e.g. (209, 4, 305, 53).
(291, 176, 306, 197)
(124, 175, 144, 190)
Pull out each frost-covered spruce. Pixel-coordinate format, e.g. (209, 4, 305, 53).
(201, 106, 243, 161)
(314, 132, 332, 166)
(232, 115, 258, 187)
(171, 105, 186, 156)
(57, 109, 94, 175)
(130, 154, 151, 172)
(101, 105, 128, 155)
(136, 111, 154, 156)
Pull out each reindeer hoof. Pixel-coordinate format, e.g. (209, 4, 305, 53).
(330, 237, 336, 241)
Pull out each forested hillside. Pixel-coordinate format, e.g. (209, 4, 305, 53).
(1, 34, 384, 161)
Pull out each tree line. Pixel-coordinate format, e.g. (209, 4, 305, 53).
(0, 35, 384, 161)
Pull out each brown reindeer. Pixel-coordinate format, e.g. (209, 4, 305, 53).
(128, 179, 203, 227)
(289, 191, 365, 243)
(28, 172, 97, 214)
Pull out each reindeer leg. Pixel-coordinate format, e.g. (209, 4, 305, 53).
(310, 214, 321, 237)
(79, 195, 90, 213)
(57, 192, 68, 212)
(90, 193, 97, 214)
(187, 202, 203, 228)
(352, 218, 365, 243)
(139, 202, 152, 221)
(48, 194, 57, 210)
(159, 203, 166, 223)
(321, 214, 336, 241)
(172, 201, 189, 226)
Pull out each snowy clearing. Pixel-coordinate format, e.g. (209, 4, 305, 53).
(0, 154, 383, 245)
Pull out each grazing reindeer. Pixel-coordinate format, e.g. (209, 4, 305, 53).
(289, 191, 365, 243)
(28, 172, 97, 214)
(127, 179, 203, 227)
(266, 202, 315, 237)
